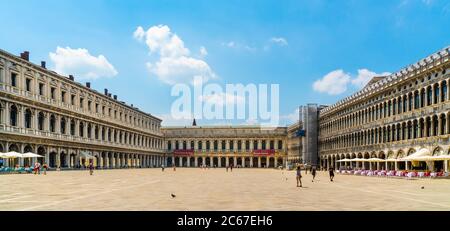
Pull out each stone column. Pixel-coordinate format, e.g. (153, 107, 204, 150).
(179, 157, 182, 167)
(258, 157, 261, 168)
(194, 157, 198, 167)
(218, 157, 221, 167)
(225, 157, 229, 167)
(202, 156, 206, 166)
(250, 157, 253, 167)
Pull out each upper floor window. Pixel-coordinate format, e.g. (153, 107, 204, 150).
(11, 73, 17, 87)
(71, 95, 76, 105)
(50, 87, 56, 99)
(39, 83, 44, 96)
(25, 78, 32, 92)
(9, 105, 17, 126)
(61, 91, 66, 103)
(95, 103, 99, 113)
(88, 101, 92, 111)
(80, 98, 84, 108)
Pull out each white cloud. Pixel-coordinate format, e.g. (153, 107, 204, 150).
(134, 25, 215, 85)
(147, 56, 216, 85)
(270, 37, 288, 46)
(281, 108, 300, 124)
(313, 69, 351, 95)
(49, 46, 118, 80)
(222, 41, 256, 51)
(199, 46, 208, 57)
(351, 69, 391, 89)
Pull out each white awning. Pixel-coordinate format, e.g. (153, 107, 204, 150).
(401, 148, 431, 161)
(21, 152, 44, 158)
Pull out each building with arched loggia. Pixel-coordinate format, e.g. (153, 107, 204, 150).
(162, 126, 288, 168)
(318, 46, 450, 173)
(0, 49, 165, 169)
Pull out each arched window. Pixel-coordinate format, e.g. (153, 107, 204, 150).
(262, 140, 266, 150)
(87, 124, 91, 138)
(442, 82, 447, 102)
(101, 127, 105, 140)
(167, 141, 172, 150)
(175, 140, 179, 150)
(198, 140, 202, 150)
(49, 114, 56, 132)
(9, 105, 17, 126)
(38, 112, 45, 130)
(420, 89, 425, 107)
(403, 96, 407, 113)
(214, 140, 218, 150)
(70, 119, 75, 136)
(278, 140, 283, 149)
(24, 109, 32, 128)
(427, 87, 432, 106)
(95, 126, 99, 139)
(206, 140, 210, 150)
(79, 122, 84, 137)
(221, 140, 226, 150)
(190, 141, 194, 150)
(60, 117, 66, 134)
(414, 91, 419, 109)
(434, 85, 440, 104)
(183, 140, 187, 150)
(408, 93, 413, 111)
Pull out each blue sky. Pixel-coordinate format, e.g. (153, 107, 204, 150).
(1, 0, 449, 126)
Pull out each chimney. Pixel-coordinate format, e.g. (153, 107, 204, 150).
(131, 104, 133, 107)
(104, 88, 108, 95)
(113, 95, 117, 100)
(108, 93, 112, 97)
(41, 61, 46, 69)
(69, 75, 74, 81)
(20, 51, 30, 61)
(86, 82, 91, 88)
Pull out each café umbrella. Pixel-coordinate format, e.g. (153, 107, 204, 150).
(2, 151, 23, 158)
(21, 152, 44, 158)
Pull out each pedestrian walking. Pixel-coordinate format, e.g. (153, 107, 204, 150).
(226, 166, 229, 172)
(311, 166, 317, 182)
(230, 164, 233, 172)
(89, 162, 94, 175)
(161, 164, 165, 172)
(329, 167, 335, 182)
(34, 162, 41, 175)
(296, 166, 302, 187)
(43, 163, 48, 175)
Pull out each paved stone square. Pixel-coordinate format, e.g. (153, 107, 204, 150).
(1, 168, 450, 211)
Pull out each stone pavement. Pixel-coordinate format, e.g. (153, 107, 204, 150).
(1, 168, 449, 211)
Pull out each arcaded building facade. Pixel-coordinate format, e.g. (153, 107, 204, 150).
(162, 126, 288, 168)
(318, 46, 450, 172)
(0, 49, 165, 169)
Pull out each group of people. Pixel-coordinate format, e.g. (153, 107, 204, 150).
(32, 162, 48, 175)
(295, 165, 335, 187)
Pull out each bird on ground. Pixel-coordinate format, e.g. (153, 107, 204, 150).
(421, 186, 425, 189)
(171, 194, 176, 198)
